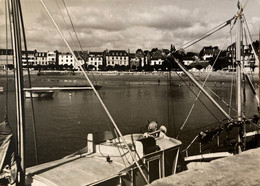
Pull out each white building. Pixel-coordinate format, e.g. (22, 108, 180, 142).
(106, 50, 129, 67)
(35, 52, 47, 65)
(59, 52, 74, 66)
(47, 51, 57, 65)
(22, 50, 36, 66)
(88, 52, 103, 70)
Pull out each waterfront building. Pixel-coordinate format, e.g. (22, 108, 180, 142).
(105, 50, 129, 67)
(87, 52, 103, 70)
(129, 53, 139, 70)
(47, 51, 58, 65)
(59, 52, 74, 66)
(35, 51, 47, 65)
(0, 49, 13, 69)
(22, 50, 36, 66)
(135, 49, 145, 67)
(150, 50, 164, 66)
(199, 46, 220, 60)
(226, 42, 258, 72)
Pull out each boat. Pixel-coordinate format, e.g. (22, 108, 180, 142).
(0, 0, 182, 185)
(24, 90, 54, 99)
(166, 0, 260, 168)
(0, 86, 3, 93)
(62, 84, 102, 91)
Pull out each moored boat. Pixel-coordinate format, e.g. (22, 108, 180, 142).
(26, 130, 181, 185)
(25, 91, 54, 99)
(166, 0, 260, 169)
(0, 1, 183, 185)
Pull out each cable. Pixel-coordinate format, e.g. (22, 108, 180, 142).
(17, 0, 39, 165)
(5, 0, 9, 121)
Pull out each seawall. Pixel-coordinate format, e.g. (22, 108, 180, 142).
(150, 148, 260, 186)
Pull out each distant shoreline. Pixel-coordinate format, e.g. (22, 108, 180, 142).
(1, 70, 259, 83)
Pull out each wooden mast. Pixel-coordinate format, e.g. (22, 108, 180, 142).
(9, 0, 25, 184)
(236, 0, 243, 154)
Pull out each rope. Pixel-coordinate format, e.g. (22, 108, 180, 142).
(17, 0, 39, 165)
(176, 21, 236, 138)
(40, 1, 149, 183)
(177, 17, 235, 51)
(4, 0, 9, 121)
(242, 14, 259, 66)
(229, 23, 235, 115)
(175, 72, 223, 139)
(56, 0, 99, 90)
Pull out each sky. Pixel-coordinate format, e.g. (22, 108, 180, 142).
(0, 0, 259, 53)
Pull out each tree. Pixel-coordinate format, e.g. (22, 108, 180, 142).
(87, 65, 95, 71)
(195, 65, 203, 70)
(98, 65, 106, 71)
(106, 65, 114, 71)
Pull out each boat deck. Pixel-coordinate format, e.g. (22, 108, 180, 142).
(26, 133, 182, 186)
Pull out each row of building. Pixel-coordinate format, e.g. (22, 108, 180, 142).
(0, 43, 258, 72)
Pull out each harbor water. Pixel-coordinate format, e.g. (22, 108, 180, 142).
(0, 73, 258, 167)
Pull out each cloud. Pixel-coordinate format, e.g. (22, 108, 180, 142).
(1, 0, 259, 53)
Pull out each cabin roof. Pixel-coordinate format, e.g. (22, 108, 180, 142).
(27, 156, 125, 186)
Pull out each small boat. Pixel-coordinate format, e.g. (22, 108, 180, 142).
(0, 86, 3, 93)
(25, 91, 54, 99)
(26, 129, 182, 185)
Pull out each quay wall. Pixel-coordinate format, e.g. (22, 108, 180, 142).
(150, 148, 260, 186)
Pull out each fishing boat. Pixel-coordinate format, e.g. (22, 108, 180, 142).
(167, 0, 259, 168)
(0, 0, 182, 185)
(24, 90, 54, 99)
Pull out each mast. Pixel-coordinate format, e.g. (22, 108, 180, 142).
(9, 0, 25, 184)
(236, 0, 243, 153)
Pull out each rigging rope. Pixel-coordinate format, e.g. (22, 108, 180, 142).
(175, 72, 223, 139)
(242, 14, 259, 66)
(177, 17, 235, 51)
(40, 1, 149, 183)
(5, 0, 9, 121)
(176, 20, 237, 138)
(56, 0, 99, 90)
(229, 23, 235, 115)
(17, 0, 39, 165)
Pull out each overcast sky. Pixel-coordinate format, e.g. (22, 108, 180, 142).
(0, 0, 259, 53)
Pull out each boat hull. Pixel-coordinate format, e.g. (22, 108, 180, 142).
(25, 91, 54, 98)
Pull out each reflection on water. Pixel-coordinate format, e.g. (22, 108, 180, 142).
(0, 77, 258, 167)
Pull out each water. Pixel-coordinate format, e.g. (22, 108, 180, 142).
(0, 74, 258, 167)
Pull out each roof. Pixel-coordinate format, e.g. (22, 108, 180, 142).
(108, 50, 128, 56)
(27, 156, 124, 186)
(89, 52, 103, 56)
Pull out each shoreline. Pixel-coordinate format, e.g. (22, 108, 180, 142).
(0, 70, 259, 84)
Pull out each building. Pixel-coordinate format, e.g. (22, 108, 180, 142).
(88, 52, 103, 70)
(0, 49, 13, 69)
(59, 52, 74, 66)
(129, 53, 139, 70)
(226, 42, 258, 72)
(199, 46, 220, 60)
(22, 50, 36, 66)
(35, 51, 47, 65)
(105, 50, 129, 67)
(47, 51, 58, 65)
(150, 50, 164, 66)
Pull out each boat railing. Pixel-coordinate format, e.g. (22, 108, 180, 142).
(182, 135, 199, 158)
